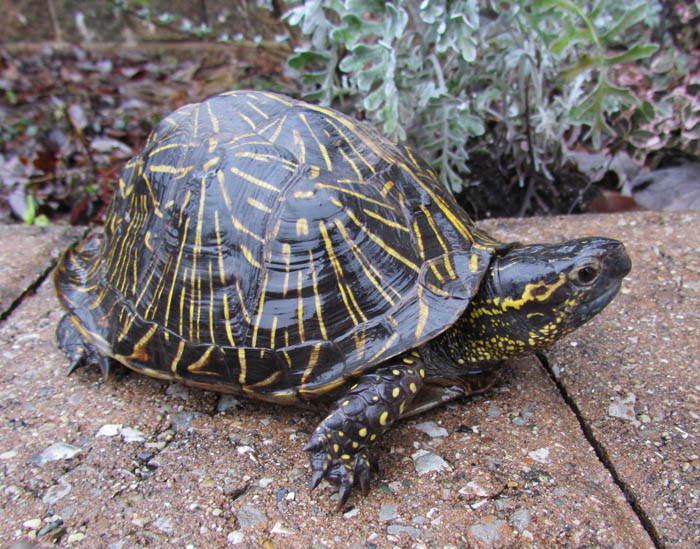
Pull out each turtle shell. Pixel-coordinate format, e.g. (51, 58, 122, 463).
(55, 90, 507, 404)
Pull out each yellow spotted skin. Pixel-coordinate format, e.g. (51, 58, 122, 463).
(54, 90, 631, 509)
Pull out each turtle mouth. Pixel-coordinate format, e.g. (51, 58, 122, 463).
(576, 281, 622, 324)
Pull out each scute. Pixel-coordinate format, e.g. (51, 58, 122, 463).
(55, 90, 507, 402)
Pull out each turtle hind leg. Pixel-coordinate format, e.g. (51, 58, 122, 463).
(304, 358, 426, 510)
(56, 314, 111, 379)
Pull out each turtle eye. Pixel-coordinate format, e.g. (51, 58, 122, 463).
(572, 264, 599, 286)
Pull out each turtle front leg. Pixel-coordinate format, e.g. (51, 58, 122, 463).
(304, 356, 425, 509)
(56, 314, 111, 379)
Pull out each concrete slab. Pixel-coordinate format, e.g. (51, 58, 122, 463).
(0, 213, 689, 547)
(483, 211, 699, 547)
(0, 225, 83, 317)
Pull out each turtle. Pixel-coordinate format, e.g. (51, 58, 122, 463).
(55, 90, 631, 508)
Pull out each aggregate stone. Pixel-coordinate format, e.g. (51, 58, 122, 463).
(469, 517, 511, 547)
(236, 505, 268, 529)
(510, 508, 531, 532)
(411, 450, 451, 475)
(27, 442, 81, 464)
(386, 524, 422, 540)
(413, 420, 448, 437)
(378, 503, 398, 522)
(217, 393, 241, 412)
(41, 483, 71, 505)
(153, 516, 173, 535)
(607, 393, 637, 421)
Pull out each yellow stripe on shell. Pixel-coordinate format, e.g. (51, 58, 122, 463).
(230, 166, 280, 193)
(297, 270, 305, 341)
(299, 113, 332, 170)
(319, 220, 365, 326)
(164, 218, 190, 331)
(187, 346, 217, 374)
(170, 340, 186, 374)
(251, 270, 269, 347)
(238, 348, 247, 385)
(308, 248, 327, 340)
(301, 343, 322, 386)
(333, 218, 397, 307)
(344, 208, 420, 274)
(246, 100, 269, 119)
(420, 204, 456, 279)
(222, 293, 236, 346)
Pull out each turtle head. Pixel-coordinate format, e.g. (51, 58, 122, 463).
(438, 237, 631, 371)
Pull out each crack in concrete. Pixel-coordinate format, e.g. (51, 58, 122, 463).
(0, 260, 59, 324)
(536, 353, 664, 549)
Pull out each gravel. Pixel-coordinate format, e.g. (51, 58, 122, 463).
(27, 442, 81, 464)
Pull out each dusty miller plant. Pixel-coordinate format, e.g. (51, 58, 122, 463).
(284, 0, 660, 192)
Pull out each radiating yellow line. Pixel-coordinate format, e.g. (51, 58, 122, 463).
(149, 142, 188, 156)
(222, 293, 236, 346)
(337, 147, 363, 180)
(293, 129, 306, 163)
(363, 208, 409, 232)
(208, 261, 216, 345)
(344, 208, 420, 273)
(299, 113, 332, 170)
(301, 343, 322, 386)
(171, 340, 186, 373)
(308, 249, 327, 339)
(239, 111, 256, 130)
(297, 270, 305, 342)
(415, 286, 429, 340)
(399, 162, 474, 244)
(319, 221, 360, 326)
(322, 116, 375, 174)
(214, 210, 227, 285)
(187, 346, 216, 374)
(247, 197, 272, 214)
(420, 204, 456, 279)
(235, 278, 251, 323)
(246, 100, 269, 119)
(149, 165, 194, 179)
(258, 91, 295, 106)
(190, 176, 207, 339)
(251, 271, 269, 346)
(230, 166, 280, 192)
(164, 218, 190, 331)
(241, 243, 262, 269)
(320, 184, 394, 210)
(367, 332, 399, 364)
(178, 267, 188, 337)
(333, 218, 396, 307)
(206, 101, 220, 132)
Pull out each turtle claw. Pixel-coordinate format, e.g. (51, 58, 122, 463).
(57, 314, 112, 380)
(337, 481, 353, 511)
(306, 440, 378, 510)
(309, 468, 326, 491)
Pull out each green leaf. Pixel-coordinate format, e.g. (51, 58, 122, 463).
(599, 4, 648, 44)
(288, 50, 331, 70)
(560, 54, 596, 81)
(604, 44, 659, 67)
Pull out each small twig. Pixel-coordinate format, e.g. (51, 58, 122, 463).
(47, 0, 63, 42)
(518, 83, 539, 217)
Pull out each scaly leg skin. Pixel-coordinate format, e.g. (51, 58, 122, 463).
(304, 356, 425, 509)
(56, 314, 111, 379)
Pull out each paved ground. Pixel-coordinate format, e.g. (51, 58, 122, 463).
(0, 211, 697, 548)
